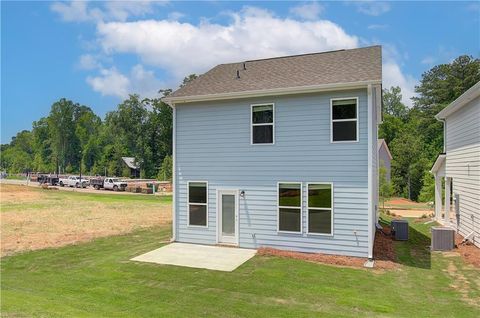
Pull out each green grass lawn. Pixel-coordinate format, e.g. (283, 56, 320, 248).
(2, 219, 479, 317)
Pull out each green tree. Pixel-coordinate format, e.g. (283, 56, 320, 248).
(157, 155, 172, 181)
(379, 164, 393, 209)
(383, 86, 408, 119)
(418, 171, 436, 203)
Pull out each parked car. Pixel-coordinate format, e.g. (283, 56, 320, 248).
(59, 176, 89, 188)
(37, 174, 59, 186)
(90, 177, 127, 191)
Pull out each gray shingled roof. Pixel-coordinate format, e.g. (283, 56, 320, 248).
(122, 157, 139, 170)
(168, 46, 381, 99)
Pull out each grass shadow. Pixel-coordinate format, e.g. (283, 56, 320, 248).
(379, 215, 432, 269)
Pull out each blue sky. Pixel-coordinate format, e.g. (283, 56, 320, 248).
(2, 1, 479, 143)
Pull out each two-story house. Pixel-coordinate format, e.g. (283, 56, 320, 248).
(431, 81, 480, 248)
(163, 46, 382, 259)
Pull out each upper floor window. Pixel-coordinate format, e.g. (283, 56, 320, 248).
(251, 104, 274, 144)
(331, 98, 358, 142)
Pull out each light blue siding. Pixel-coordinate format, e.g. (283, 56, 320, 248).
(175, 89, 370, 257)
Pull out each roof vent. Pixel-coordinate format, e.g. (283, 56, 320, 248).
(236, 70, 240, 79)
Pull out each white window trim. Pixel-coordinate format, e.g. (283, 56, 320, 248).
(330, 97, 359, 143)
(277, 181, 302, 234)
(187, 181, 209, 228)
(306, 182, 334, 236)
(251, 103, 275, 145)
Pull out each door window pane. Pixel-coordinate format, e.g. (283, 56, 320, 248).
(222, 194, 235, 236)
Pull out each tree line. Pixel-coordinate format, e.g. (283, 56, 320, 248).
(1, 94, 173, 179)
(2, 57, 479, 197)
(379, 55, 479, 202)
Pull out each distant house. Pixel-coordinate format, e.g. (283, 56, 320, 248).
(122, 157, 140, 178)
(163, 46, 382, 259)
(431, 81, 480, 248)
(378, 139, 392, 182)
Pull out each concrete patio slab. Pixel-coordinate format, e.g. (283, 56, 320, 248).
(131, 243, 257, 272)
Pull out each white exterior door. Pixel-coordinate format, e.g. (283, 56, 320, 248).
(218, 190, 238, 245)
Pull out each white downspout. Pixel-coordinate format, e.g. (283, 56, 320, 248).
(367, 84, 374, 260)
(172, 104, 177, 241)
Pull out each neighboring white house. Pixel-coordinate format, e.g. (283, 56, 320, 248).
(164, 46, 382, 259)
(378, 139, 392, 183)
(430, 81, 480, 248)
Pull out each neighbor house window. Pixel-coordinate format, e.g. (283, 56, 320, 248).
(307, 183, 333, 235)
(251, 104, 274, 144)
(331, 98, 358, 142)
(188, 182, 208, 227)
(278, 182, 302, 233)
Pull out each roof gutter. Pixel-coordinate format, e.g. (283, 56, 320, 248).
(162, 80, 382, 105)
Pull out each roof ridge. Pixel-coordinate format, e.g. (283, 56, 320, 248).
(215, 45, 380, 65)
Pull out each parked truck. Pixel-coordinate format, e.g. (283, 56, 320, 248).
(59, 176, 89, 188)
(90, 177, 128, 191)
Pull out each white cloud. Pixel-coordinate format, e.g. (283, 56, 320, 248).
(355, 1, 391, 16)
(51, 0, 167, 23)
(421, 56, 436, 65)
(290, 2, 324, 20)
(86, 65, 163, 98)
(383, 62, 417, 107)
(78, 54, 102, 70)
(367, 24, 388, 30)
(58, 4, 416, 105)
(104, 1, 158, 22)
(86, 67, 130, 98)
(167, 11, 186, 21)
(51, 1, 102, 22)
(96, 7, 358, 80)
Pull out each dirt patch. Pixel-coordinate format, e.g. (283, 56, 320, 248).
(390, 209, 431, 218)
(0, 184, 45, 204)
(1, 185, 171, 256)
(445, 261, 480, 308)
(455, 234, 480, 268)
(258, 226, 397, 270)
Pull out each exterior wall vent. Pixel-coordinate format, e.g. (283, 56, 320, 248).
(431, 227, 455, 251)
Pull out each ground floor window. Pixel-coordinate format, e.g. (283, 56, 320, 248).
(307, 183, 333, 235)
(278, 182, 302, 233)
(188, 181, 208, 227)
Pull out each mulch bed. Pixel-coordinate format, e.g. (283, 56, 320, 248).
(455, 234, 480, 268)
(257, 225, 397, 270)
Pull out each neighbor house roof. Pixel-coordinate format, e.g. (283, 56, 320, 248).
(377, 139, 393, 160)
(164, 46, 382, 104)
(435, 81, 480, 120)
(122, 157, 139, 170)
